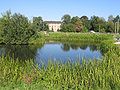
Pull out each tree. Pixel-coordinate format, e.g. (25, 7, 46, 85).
(61, 14, 73, 32)
(60, 23, 75, 32)
(42, 22, 49, 31)
(108, 15, 114, 22)
(71, 16, 83, 32)
(32, 16, 43, 31)
(90, 16, 106, 32)
(113, 15, 120, 22)
(113, 15, 120, 33)
(61, 44, 70, 52)
(32, 16, 49, 32)
(80, 16, 90, 32)
(61, 15, 83, 32)
(90, 16, 99, 32)
(106, 21, 114, 33)
(61, 14, 71, 24)
(71, 16, 80, 24)
(0, 11, 36, 44)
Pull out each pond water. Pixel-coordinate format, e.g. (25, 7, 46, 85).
(0, 42, 102, 65)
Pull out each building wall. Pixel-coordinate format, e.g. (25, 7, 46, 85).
(48, 23, 61, 32)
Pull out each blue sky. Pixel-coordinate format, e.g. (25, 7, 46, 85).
(0, 0, 119, 20)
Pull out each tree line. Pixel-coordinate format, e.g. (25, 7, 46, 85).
(60, 14, 120, 33)
(0, 11, 119, 44)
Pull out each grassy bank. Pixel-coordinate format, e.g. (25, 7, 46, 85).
(46, 32, 113, 42)
(29, 32, 114, 44)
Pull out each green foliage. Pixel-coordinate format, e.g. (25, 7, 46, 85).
(32, 16, 49, 32)
(80, 16, 91, 31)
(61, 14, 71, 24)
(82, 27, 88, 32)
(32, 16, 43, 31)
(113, 15, 120, 22)
(61, 15, 83, 32)
(45, 32, 113, 43)
(42, 22, 49, 31)
(60, 14, 76, 32)
(60, 14, 118, 33)
(71, 16, 80, 24)
(90, 16, 106, 32)
(71, 17, 83, 32)
(0, 11, 36, 44)
(106, 21, 114, 33)
(0, 32, 120, 89)
(60, 23, 76, 32)
(0, 11, 119, 45)
(0, 42, 120, 90)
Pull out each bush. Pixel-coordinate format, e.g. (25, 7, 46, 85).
(0, 11, 36, 44)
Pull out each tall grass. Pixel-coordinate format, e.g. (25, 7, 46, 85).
(29, 32, 114, 44)
(45, 32, 113, 43)
(0, 46, 120, 90)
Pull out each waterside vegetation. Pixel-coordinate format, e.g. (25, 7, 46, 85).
(0, 11, 120, 44)
(29, 32, 114, 44)
(0, 11, 120, 90)
(1, 32, 120, 89)
(0, 42, 120, 90)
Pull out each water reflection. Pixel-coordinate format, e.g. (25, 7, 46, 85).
(0, 42, 102, 65)
(61, 43, 99, 52)
(0, 45, 43, 60)
(35, 42, 102, 66)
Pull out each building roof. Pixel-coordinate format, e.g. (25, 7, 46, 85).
(45, 21, 62, 24)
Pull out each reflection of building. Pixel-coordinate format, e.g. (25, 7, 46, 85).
(45, 21, 61, 32)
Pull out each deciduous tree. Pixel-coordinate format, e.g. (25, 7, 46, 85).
(0, 11, 36, 44)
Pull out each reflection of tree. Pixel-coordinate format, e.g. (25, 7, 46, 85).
(79, 44, 88, 50)
(70, 44, 79, 50)
(60, 42, 102, 53)
(0, 44, 44, 60)
(0, 46, 5, 56)
(89, 45, 97, 52)
(61, 44, 70, 51)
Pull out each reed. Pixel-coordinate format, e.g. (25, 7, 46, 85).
(0, 45, 120, 90)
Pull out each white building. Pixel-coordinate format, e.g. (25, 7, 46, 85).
(45, 21, 61, 32)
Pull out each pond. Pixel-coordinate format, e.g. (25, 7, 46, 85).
(0, 42, 103, 65)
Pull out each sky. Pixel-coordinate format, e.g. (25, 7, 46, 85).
(0, 0, 119, 21)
